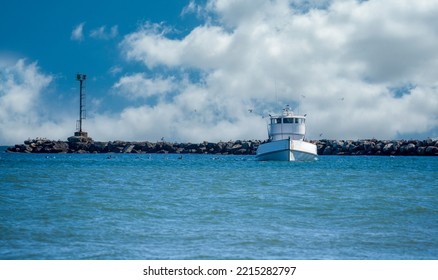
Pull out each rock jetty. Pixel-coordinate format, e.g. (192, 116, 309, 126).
(6, 138, 261, 155)
(6, 138, 438, 156)
(314, 139, 438, 156)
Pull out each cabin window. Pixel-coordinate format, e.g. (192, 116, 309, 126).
(276, 118, 282, 124)
(283, 118, 293, 123)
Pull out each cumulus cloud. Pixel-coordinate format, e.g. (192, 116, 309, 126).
(116, 0, 438, 141)
(3, 0, 438, 144)
(71, 22, 85, 41)
(113, 74, 177, 99)
(0, 59, 74, 144)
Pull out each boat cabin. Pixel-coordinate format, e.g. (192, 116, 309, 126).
(268, 106, 306, 141)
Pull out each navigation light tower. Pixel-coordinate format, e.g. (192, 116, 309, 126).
(74, 73, 88, 138)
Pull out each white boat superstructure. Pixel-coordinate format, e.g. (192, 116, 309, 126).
(256, 106, 318, 161)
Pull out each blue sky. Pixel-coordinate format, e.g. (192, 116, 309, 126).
(1, 0, 438, 145)
(1, 0, 199, 115)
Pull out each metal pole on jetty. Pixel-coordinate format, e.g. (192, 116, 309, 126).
(68, 73, 91, 143)
(76, 73, 86, 136)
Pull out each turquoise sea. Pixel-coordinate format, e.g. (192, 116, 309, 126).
(1, 149, 437, 260)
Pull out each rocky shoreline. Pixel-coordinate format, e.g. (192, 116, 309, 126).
(316, 139, 438, 156)
(5, 138, 438, 156)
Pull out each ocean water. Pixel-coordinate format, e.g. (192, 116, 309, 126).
(0, 151, 437, 260)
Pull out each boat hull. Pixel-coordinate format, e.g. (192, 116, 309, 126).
(256, 139, 318, 161)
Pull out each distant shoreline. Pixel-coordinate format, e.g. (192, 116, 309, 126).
(4, 138, 438, 156)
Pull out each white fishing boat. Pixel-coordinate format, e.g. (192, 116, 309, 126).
(256, 106, 318, 161)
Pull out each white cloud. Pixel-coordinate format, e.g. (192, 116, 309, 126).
(113, 74, 177, 99)
(120, 21, 233, 70)
(71, 23, 119, 41)
(108, 65, 123, 76)
(116, 0, 438, 141)
(0, 59, 74, 144)
(181, 0, 198, 16)
(2, 0, 438, 145)
(90, 25, 119, 40)
(71, 22, 85, 41)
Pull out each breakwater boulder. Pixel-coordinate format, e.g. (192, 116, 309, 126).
(6, 138, 438, 156)
(313, 139, 438, 156)
(6, 138, 262, 155)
